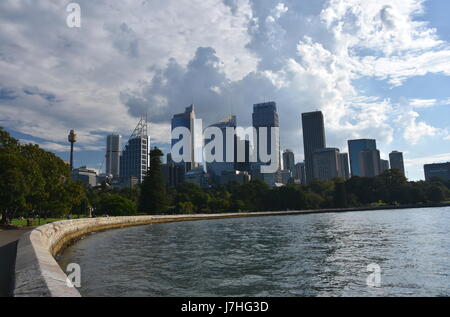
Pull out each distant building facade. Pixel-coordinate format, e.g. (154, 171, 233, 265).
(184, 167, 210, 188)
(358, 149, 381, 177)
(389, 151, 405, 175)
(338, 153, 350, 179)
(105, 134, 121, 179)
(171, 104, 199, 173)
(219, 170, 251, 186)
(294, 162, 306, 184)
(120, 117, 149, 184)
(348, 139, 377, 177)
(283, 149, 295, 174)
(302, 111, 326, 183)
(72, 167, 98, 187)
(380, 159, 390, 173)
(424, 162, 450, 181)
(205, 115, 237, 184)
(252, 102, 281, 186)
(280, 170, 292, 185)
(312, 148, 340, 181)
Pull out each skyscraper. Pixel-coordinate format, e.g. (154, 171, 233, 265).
(205, 115, 237, 182)
(358, 149, 381, 177)
(252, 102, 281, 185)
(294, 162, 306, 184)
(348, 139, 377, 177)
(120, 116, 149, 184)
(283, 149, 295, 174)
(106, 134, 121, 178)
(380, 159, 390, 173)
(389, 151, 405, 175)
(424, 162, 450, 181)
(302, 111, 326, 183)
(339, 153, 350, 179)
(312, 148, 340, 180)
(171, 104, 199, 172)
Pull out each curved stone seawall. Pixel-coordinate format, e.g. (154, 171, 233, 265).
(14, 211, 317, 297)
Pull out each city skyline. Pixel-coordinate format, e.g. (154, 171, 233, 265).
(5, 100, 448, 182)
(2, 1, 450, 181)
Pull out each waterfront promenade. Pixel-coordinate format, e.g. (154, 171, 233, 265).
(0, 228, 32, 297)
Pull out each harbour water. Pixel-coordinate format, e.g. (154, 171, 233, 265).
(58, 207, 450, 297)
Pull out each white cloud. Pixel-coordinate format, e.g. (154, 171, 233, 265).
(1, 0, 450, 178)
(409, 99, 437, 108)
(395, 110, 438, 144)
(0, 0, 257, 149)
(405, 153, 450, 167)
(273, 3, 288, 19)
(319, 0, 450, 88)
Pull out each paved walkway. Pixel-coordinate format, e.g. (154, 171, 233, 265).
(0, 228, 32, 297)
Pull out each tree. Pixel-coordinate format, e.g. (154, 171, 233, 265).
(20, 143, 82, 219)
(375, 169, 408, 204)
(333, 181, 348, 208)
(0, 126, 19, 150)
(0, 153, 30, 224)
(231, 180, 270, 212)
(175, 201, 195, 214)
(427, 185, 445, 203)
(0, 129, 87, 223)
(174, 182, 210, 213)
(96, 194, 137, 216)
(345, 177, 376, 205)
(139, 147, 168, 214)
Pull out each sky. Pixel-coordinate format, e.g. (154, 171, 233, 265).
(1, 0, 450, 180)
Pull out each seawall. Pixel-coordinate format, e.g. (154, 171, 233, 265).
(13, 204, 450, 297)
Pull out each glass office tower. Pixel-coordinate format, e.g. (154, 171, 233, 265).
(106, 134, 121, 179)
(348, 139, 377, 177)
(205, 115, 237, 182)
(171, 104, 199, 172)
(252, 102, 281, 185)
(301, 111, 326, 183)
(389, 151, 405, 176)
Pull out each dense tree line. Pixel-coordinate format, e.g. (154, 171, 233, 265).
(1, 127, 449, 222)
(137, 151, 450, 214)
(0, 127, 86, 224)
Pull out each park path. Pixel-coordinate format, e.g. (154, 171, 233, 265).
(0, 228, 33, 297)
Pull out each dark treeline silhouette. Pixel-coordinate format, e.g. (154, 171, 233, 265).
(1, 127, 449, 221)
(135, 148, 450, 214)
(152, 170, 449, 214)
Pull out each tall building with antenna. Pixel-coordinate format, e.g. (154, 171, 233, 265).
(120, 116, 150, 184)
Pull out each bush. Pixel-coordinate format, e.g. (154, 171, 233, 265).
(95, 194, 137, 216)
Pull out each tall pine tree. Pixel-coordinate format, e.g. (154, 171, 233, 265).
(139, 147, 168, 214)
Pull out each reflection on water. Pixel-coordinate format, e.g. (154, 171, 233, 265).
(58, 207, 450, 297)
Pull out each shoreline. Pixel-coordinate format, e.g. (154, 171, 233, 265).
(12, 203, 450, 297)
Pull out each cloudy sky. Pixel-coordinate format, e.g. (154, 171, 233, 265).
(1, 0, 450, 180)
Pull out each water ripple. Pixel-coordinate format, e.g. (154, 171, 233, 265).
(58, 207, 450, 297)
